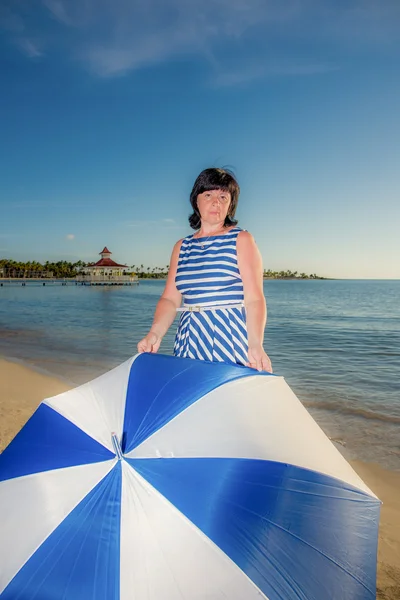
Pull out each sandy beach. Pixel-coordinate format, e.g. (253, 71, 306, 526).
(0, 357, 399, 598)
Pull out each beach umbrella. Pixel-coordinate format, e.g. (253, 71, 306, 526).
(0, 353, 380, 600)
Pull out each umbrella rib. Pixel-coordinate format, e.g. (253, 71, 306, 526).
(132, 368, 252, 448)
(21, 471, 113, 600)
(129, 466, 262, 600)
(132, 364, 200, 444)
(60, 479, 113, 600)
(225, 498, 375, 595)
(229, 523, 304, 600)
(3, 461, 117, 598)
(88, 386, 123, 450)
(239, 478, 375, 502)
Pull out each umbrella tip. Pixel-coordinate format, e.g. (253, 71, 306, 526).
(111, 432, 123, 460)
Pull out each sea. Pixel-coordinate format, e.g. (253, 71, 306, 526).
(0, 279, 399, 470)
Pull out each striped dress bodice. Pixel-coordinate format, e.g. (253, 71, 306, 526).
(173, 227, 248, 365)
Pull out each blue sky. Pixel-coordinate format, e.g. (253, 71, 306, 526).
(0, 0, 399, 279)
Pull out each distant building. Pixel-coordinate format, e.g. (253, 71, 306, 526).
(85, 247, 130, 277)
(77, 247, 138, 285)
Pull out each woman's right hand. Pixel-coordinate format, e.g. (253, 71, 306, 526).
(137, 332, 161, 354)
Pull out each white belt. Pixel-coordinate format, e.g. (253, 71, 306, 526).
(176, 303, 245, 313)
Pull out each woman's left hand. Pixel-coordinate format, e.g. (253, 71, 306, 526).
(247, 345, 273, 372)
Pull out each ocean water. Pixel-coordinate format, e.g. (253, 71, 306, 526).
(0, 279, 399, 470)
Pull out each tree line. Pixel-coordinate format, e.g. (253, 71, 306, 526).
(0, 258, 325, 280)
(263, 269, 325, 279)
(0, 259, 171, 279)
(0, 259, 89, 279)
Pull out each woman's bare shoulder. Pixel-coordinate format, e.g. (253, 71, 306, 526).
(237, 229, 255, 244)
(170, 237, 189, 260)
(237, 230, 261, 258)
(173, 237, 187, 250)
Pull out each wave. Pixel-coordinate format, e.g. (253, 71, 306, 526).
(303, 400, 400, 424)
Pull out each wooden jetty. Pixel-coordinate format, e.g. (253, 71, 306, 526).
(0, 276, 139, 287)
(75, 275, 139, 286)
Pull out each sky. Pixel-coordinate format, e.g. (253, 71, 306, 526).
(0, 0, 399, 279)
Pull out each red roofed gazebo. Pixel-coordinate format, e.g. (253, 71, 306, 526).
(90, 247, 128, 270)
(78, 247, 138, 286)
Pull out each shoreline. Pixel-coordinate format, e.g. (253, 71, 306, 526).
(0, 358, 399, 597)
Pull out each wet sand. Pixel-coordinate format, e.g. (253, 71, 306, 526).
(0, 358, 399, 598)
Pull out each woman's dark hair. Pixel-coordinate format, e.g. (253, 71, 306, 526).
(189, 168, 240, 230)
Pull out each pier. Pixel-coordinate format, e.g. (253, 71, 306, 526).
(0, 276, 139, 287)
(76, 275, 139, 286)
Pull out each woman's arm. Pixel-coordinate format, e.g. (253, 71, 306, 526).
(237, 231, 272, 372)
(137, 240, 183, 353)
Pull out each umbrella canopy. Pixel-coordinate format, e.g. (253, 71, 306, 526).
(0, 353, 380, 600)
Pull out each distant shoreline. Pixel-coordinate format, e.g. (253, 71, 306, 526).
(0, 276, 333, 282)
(0, 259, 327, 281)
(262, 276, 332, 280)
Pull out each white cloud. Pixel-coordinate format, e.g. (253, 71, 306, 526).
(50, 0, 309, 77)
(0, 6, 43, 57)
(42, 0, 72, 25)
(66, 233, 75, 240)
(16, 37, 43, 58)
(3, 0, 400, 78)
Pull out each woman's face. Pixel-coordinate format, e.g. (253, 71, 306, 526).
(197, 188, 231, 225)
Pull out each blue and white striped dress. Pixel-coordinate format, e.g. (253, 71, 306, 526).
(173, 226, 248, 365)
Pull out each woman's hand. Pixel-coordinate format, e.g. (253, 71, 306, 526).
(247, 345, 273, 372)
(137, 332, 161, 354)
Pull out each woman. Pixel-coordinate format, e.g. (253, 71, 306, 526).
(137, 168, 272, 372)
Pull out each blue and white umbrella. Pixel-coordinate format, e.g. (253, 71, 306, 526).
(0, 353, 380, 599)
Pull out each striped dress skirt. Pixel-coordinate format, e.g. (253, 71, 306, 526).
(173, 227, 248, 366)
